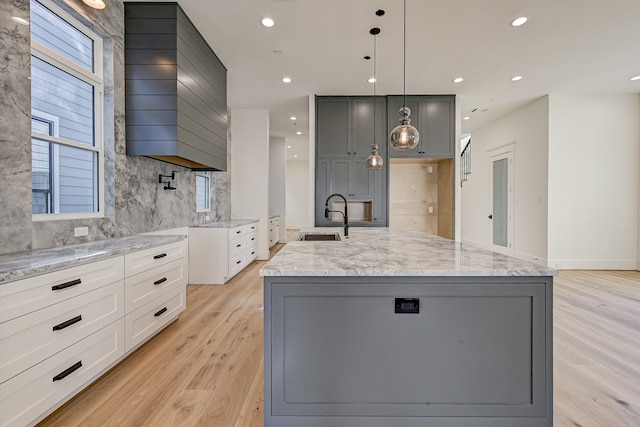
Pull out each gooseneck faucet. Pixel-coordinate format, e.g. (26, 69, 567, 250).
(324, 193, 349, 237)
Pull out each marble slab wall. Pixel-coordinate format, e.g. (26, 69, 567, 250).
(0, 0, 230, 255)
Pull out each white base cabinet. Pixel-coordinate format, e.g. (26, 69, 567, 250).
(189, 222, 259, 284)
(0, 238, 187, 427)
(269, 216, 280, 248)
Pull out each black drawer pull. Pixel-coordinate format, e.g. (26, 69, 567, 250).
(236, 230, 241, 234)
(251, 237, 255, 241)
(153, 253, 167, 259)
(52, 278, 81, 291)
(251, 251, 255, 255)
(236, 260, 242, 264)
(154, 277, 167, 285)
(251, 226, 255, 229)
(236, 244, 242, 248)
(53, 315, 82, 331)
(53, 361, 82, 382)
(154, 307, 168, 317)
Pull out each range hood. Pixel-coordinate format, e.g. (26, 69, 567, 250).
(124, 2, 227, 171)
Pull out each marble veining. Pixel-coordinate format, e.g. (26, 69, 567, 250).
(194, 219, 259, 229)
(0, 234, 186, 285)
(260, 228, 557, 277)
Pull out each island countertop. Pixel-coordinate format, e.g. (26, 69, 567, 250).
(260, 228, 557, 277)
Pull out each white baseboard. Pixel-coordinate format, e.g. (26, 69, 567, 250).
(548, 259, 638, 270)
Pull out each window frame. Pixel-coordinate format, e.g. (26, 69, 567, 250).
(195, 174, 211, 212)
(30, 0, 105, 221)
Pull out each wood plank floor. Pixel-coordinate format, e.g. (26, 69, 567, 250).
(38, 259, 640, 426)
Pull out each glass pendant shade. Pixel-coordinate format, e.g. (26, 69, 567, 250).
(366, 144, 384, 170)
(390, 106, 419, 150)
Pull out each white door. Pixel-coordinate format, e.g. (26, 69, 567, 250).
(488, 146, 514, 254)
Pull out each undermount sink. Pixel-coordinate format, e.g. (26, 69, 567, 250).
(297, 232, 342, 241)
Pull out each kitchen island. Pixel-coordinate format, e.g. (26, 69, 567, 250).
(260, 228, 556, 427)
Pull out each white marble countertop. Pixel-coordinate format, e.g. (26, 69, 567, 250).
(193, 219, 258, 229)
(260, 228, 557, 277)
(0, 234, 186, 285)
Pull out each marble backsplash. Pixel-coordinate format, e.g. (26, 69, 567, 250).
(0, 0, 230, 255)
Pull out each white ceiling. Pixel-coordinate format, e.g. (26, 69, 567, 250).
(132, 0, 640, 160)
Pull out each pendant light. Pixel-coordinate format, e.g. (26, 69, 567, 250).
(366, 27, 384, 170)
(389, 0, 419, 151)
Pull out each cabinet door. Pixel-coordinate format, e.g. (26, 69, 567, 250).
(421, 97, 454, 157)
(317, 98, 350, 157)
(315, 160, 330, 226)
(351, 159, 373, 199)
(388, 96, 421, 159)
(330, 160, 351, 196)
(352, 97, 386, 158)
(371, 164, 387, 225)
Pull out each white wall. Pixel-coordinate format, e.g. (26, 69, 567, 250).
(269, 137, 287, 242)
(231, 108, 270, 260)
(548, 93, 640, 269)
(286, 159, 311, 228)
(461, 97, 550, 262)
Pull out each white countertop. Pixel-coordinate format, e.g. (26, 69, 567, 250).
(193, 219, 258, 229)
(0, 234, 186, 285)
(260, 228, 557, 277)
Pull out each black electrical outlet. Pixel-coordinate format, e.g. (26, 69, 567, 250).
(395, 298, 419, 314)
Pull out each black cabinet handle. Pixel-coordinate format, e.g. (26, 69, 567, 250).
(53, 315, 82, 331)
(154, 277, 167, 285)
(251, 237, 255, 241)
(236, 230, 241, 234)
(251, 251, 255, 255)
(236, 260, 242, 264)
(153, 253, 167, 259)
(488, 214, 493, 219)
(236, 244, 242, 248)
(251, 226, 255, 230)
(154, 307, 168, 317)
(53, 361, 82, 382)
(52, 278, 81, 291)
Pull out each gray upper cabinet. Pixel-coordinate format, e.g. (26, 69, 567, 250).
(315, 96, 388, 227)
(125, 2, 227, 171)
(388, 95, 455, 158)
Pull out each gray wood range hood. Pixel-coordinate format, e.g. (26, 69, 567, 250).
(124, 2, 227, 171)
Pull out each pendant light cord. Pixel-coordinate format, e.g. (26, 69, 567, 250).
(403, 0, 406, 108)
(373, 31, 377, 147)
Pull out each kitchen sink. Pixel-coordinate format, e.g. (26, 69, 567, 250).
(297, 232, 341, 241)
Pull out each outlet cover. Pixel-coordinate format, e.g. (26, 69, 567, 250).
(74, 227, 89, 237)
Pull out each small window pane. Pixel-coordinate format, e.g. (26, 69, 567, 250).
(196, 175, 209, 211)
(31, 57, 94, 146)
(30, 0, 94, 72)
(32, 138, 98, 214)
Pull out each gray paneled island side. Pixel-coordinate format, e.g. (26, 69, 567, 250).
(260, 228, 556, 427)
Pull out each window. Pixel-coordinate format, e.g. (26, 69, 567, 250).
(196, 175, 210, 211)
(30, 0, 104, 218)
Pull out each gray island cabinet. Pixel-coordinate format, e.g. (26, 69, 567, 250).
(260, 228, 556, 427)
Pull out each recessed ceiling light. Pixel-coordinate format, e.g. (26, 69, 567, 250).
(511, 16, 528, 27)
(463, 116, 470, 120)
(82, 0, 105, 9)
(282, 77, 291, 83)
(261, 17, 275, 27)
(293, 155, 298, 158)
(296, 131, 302, 135)
(631, 75, 640, 81)
(11, 16, 29, 25)
(287, 145, 292, 148)
(453, 77, 464, 83)
(511, 75, 523, 81)
(368, 77, 377, 83)
(290, 116, 296, 120)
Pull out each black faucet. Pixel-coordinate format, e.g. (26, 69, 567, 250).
(324, 193, 349, 237)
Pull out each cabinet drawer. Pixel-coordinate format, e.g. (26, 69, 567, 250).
(0, 281, 124, 385)
(229, 252, 245, 277)
(0, 319, 124, 427)
(229, 236, 247, 257)
(125, 258, 187, 313)
(0, 257, 124, 324)
(124, 240, 186, 277)
(125, 287, 185, 352)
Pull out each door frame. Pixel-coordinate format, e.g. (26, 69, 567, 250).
(487, 143, 515, 255)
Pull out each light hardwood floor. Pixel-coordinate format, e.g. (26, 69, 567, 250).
(38, 258, 640, 426)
